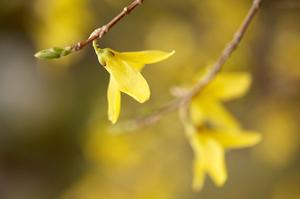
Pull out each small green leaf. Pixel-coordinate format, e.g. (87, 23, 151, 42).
(34, 47, 72, 60)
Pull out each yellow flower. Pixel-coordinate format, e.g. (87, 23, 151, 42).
(93, 41, 175, 123)
(186, 71, 261, 190)
(191, 72, 251, 130)
(190, 128, 261, 191)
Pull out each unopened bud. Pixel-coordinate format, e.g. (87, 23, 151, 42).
(34, 47, 72, 59)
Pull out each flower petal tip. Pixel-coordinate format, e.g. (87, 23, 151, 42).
(166, 50, 175, 59)
(130, 86, 150, 104)
(241, 132, 263, 147)
(136, 94, 150, 103)
(109, 117, 118, 124)
(215, 176, 227, 187)
(252, 133, 262, 145)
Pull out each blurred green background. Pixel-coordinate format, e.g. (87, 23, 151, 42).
(0, 0, 300, 198)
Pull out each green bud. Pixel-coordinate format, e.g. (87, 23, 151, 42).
(34, 47, 72, 60)
(93, 41, 115, 66)
(97, 48, 115, 66)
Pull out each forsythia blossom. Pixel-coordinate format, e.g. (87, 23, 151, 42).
(191, 72, 252, 130)
(93, 41, 175, 123)
(187, 72, 261, 190)
(190, 127, 261, 190)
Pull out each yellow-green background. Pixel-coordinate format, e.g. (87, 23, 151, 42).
(0, 0, 299, 198)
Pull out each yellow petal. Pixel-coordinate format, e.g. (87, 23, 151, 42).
(191, 99, 240, 130)
(119, 50, 175, 70)
(210, 131, 262, 149)
(202, 72, 251, 101)
(190, 100, 206, 126)
(193, 134, 227, 188)
(201, 135, 227, 187)
(193, 157, 206, 191)
(107, 76, 121, 124)
(106, 57, 150, 103)
(124, 61, 145, 71)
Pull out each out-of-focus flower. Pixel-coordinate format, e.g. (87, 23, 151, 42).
(190, 127, 261, 190)
(253, 103, 299, 168)
(31, 0, 93, 66)
(93, 41, 175, 123)
(84, 124, 141, 169)
(186, 72, 261, 190)
(191, 72, 251, 129)
(33, 0, 92, 47)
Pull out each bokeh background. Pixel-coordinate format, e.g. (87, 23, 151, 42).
(1, 0, 300, 198)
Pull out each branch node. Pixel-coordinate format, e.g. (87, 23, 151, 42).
(96, 26, 108, 39)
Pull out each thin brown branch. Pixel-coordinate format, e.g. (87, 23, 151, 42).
(127, 0, 262, 129)
(126, 99, 181, 129)
(183, 0, 262, 104)
(71, 0, 144, 52)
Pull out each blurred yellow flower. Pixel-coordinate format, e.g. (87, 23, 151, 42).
(187, 71, 261, 190)
(33, 0, 92, 47)
(252, 103, 299, 168)
(93, 41, 175, 123)
(190, 127, 261, 191)
(191, 72, 251, 130)
(32, 0, 92, 67)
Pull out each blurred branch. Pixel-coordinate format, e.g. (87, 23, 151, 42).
(72, 0, 144, 52)
(126, 0, 262, 130)
(121, 99, 181, 130)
